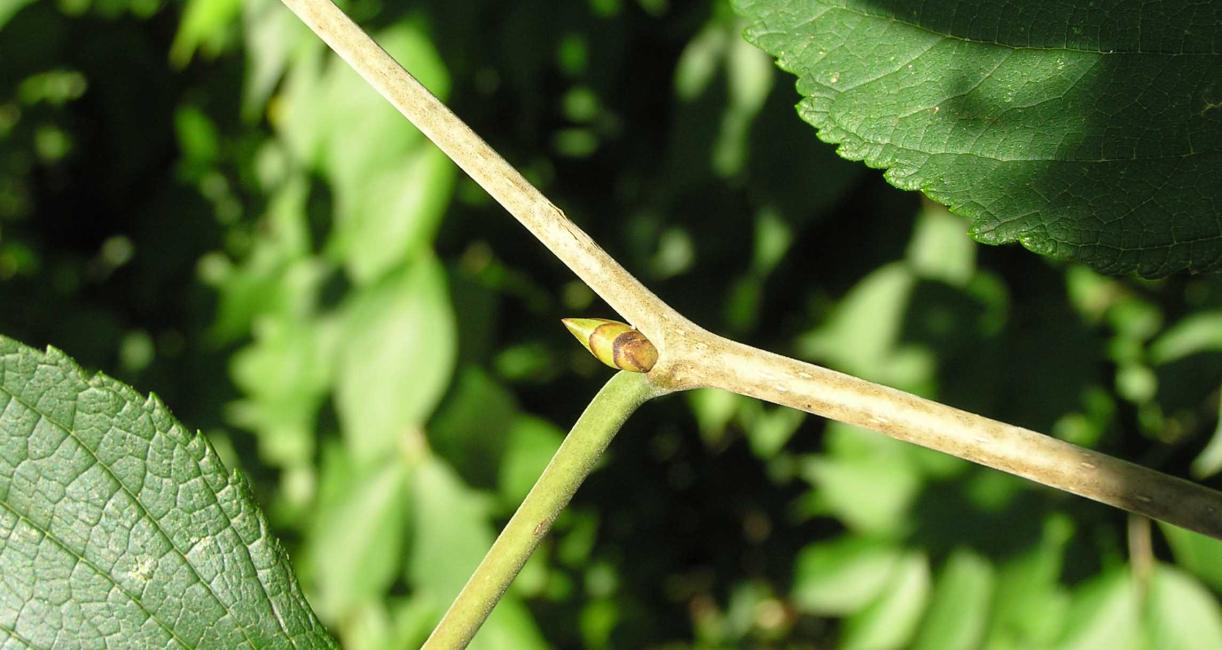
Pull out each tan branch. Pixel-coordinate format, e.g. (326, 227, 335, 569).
(280, 0, 1222, 540)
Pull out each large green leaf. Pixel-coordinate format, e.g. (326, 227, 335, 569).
(733, 0, 1222, 276)
(0, 335, 336, 648)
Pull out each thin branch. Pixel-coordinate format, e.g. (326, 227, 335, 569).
(278, 0, 686, 340)
(422, 372, 664, 649)
(280, 0, 1222, 540)
(699, 337, 1222, 538)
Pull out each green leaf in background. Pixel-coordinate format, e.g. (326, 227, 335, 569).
(275, 22, 455, 284)
(498, 415, 564, 506)
(1158, 522, 1222, 592)
(1149, 310, 1222, 365)
(1143, 564, 1222, 650)
(983, 515, 1072, 648)
(303, 446, 413, 622)
(734, 0, 1222, 276)
(428, 366, 518, 486)
(1056, 570, 1138, 650)
(409, 458, 547, 650)
(336, 256, 457, 461)
(798, 263, 928, 390)
(0, 0, 36, 29)
(0, 335, 336, 648)
(800, 423, 923, 535)
(227, 312, 337, 467)
(171, 0, 241, 66)
(242, 0, 309, 120)
(841, 551, 930, 650)
(685, 387, 744, 448)
(911, 549, 993, 650)
(791, 536, 903, 615)
(205, 177, 321, 342)
(741, 401, 804, 458)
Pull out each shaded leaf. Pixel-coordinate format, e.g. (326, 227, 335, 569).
(428, 366, 518, 487)
(735, 0, 1222, 276)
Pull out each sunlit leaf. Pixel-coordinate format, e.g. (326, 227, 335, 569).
(0, 0, 37, 30)
(336, 257, 456, 461)
(1149, 311, 1222, 364)
(303, 448, 412, 620)
(274, 22, 455, 284)
(498, 415, 564, 506)
(408, 458, 547, 650)
(242, 0, 311, 119)
(800, 423, 922, 535)
(842, 552, 930, 650)
(228, 312, 337, 466)
(1144, 564, 1222, 650)
(791, 536, 902, 614)
(1159, 522, 1222, 592)
(171, 0, 241, 66)
(798, 263, 933, 392)
(1056, 570, 1139, 650)
(984, 515, 1072, 648)
(911, 549, 994, 650)
(0, 335, 336, 647)
(207, 178, 319, 341)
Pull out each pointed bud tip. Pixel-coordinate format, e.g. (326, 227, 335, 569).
(561, 317, 613, 343)
(560, 317, 657, 373)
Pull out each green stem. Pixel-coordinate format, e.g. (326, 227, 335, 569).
(423, 372, 664, 649)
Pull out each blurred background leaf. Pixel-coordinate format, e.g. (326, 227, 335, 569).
(0, 0, 1218, 647)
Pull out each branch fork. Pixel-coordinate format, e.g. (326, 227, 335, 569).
(279, 0, 1222, 644)
(280, 0, 1222, 543)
